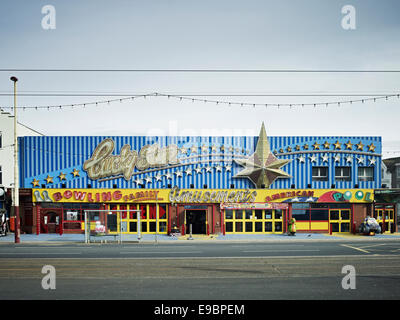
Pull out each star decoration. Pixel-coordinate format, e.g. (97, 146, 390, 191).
(205, 166, 213, 173)
(194, 167, 203, 174)
(225, 164, 232, 172)
(345, 140, 353, 150)
(356, 156, 364, 164)
(369, 158, 376, 165)
(190, 146, 198, 154)
(45, 175, 53, 184)
(180, 146, 188, 154)
(175, 170, 183, 178)
(201, 145, 208, 153)
(228, 146, 234, 153)
(134, 178, 143, 185)
(164, 173, 172, 180)
(287, 146, 292, 152)
(323, 141, 330, 149)
(279, 148, 284, 153)
(312, 142, 320, 150)
(367, 143, 376, 152)
(211, 145, 218, 153)
(215, 165, 222, 172)
(144, 176, 152, 184)
(356, 141, 364, 151)
(58, 172, 66, 181)
(345, 155, 353, 163)
(321, 154, 329, 163)
(295, 145, 301, 151)
(72, 169, 80, 177)
(220, 145, 225, 153)
(333, 154, 341, 162)
(233, 123, 291, 188)
(333, 141, 342, 150)
(303, 144, 309, 150)
(309, 154, 317, 163)
(185, 168, 192, 176)
(297, 155, 305, 163)
(31, 179, 40, 187)
(155, 174, 162, 181)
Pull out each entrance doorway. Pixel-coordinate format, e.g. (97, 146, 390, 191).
(41, 209, 62, 234)
(329, 208, 351, 233)
(185, 210, 206, 234)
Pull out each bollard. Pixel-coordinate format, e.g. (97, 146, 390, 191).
(188, 224, 194, 240)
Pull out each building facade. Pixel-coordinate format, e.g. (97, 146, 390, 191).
(15, 123, 397, 235)
(0, 109, 44, 188)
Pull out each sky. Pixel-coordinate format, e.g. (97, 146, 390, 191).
(0, 0, 399, 158)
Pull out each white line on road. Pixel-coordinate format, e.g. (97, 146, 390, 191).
(242, 249, 320, 253)
(0, 252, 82, 255)
(120, 251, 202, 254)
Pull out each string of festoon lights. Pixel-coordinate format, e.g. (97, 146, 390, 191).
(0, 92, 399, 111)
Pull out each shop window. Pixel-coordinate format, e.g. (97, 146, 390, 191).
(225, 210, 233, 219)
(312, 167, 328, 181)
(358, 167, 374, 181)
(335, 167, 351, 181)
(255, 222, 263, 232)
(275, 222, 282, 232)
(292, 203, 310, 210)
(159, 204, 167, 219)
(397, 167, 400, 178)
(310, 203, 329, 221)
(235, 222, 243, 232)
(139, 205, 147, 219)
(129, 222, 137, 232)
(245, 209, 252, 219)
(141, 222, 147, 232)
(235, 210, 243, 219)
(330, 210, 340, 220)
(149, 222, 156, 232)
(255, 210, 263, 220)
(226, 222, 233, 232)
(129, 205, 137, 219)
(292, 210, 310, 221)
(159, 222, 167, 233)
(107, 214, 118, 232)
(120, 205, 127, 219)
(245, 222, 253, 232)
(265, 222, 272, 232)
(264, 210, 273, 219)
(275, 209, 282, 220)
(148, 205, 156, 219)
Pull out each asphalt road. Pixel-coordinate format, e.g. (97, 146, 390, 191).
(0, 240, 400, 300)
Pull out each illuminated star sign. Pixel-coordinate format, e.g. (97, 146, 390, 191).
(233, 123, 291, 188)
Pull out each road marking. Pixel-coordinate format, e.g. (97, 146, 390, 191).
(340, 244, 370, 253)
(120, 251, 202, 254)
(242, 249, 320, 253)
(0, 252, 82, 255)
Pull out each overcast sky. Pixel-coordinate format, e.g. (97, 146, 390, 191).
(0, 0, 399, 158)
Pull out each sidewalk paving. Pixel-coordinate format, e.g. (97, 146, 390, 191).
(1, 232, 400, 244)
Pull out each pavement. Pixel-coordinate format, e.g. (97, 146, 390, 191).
(1, 231, 400, 243)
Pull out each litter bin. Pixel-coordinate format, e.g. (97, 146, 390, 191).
(9, 217, 15, 232)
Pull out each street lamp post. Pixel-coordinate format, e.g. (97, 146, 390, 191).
(10, 76, 20, 244)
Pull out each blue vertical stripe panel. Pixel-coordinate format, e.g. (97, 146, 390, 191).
(19, 135, 382, 190)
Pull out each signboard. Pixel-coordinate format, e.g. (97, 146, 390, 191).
(32, 188, 374, 204)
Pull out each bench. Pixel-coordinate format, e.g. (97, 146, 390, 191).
(89, 232, 121, 243)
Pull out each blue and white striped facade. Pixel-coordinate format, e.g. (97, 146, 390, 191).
(19, 135, 382, 190)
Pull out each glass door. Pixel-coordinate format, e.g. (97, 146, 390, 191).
(329, 209, 351, 233)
